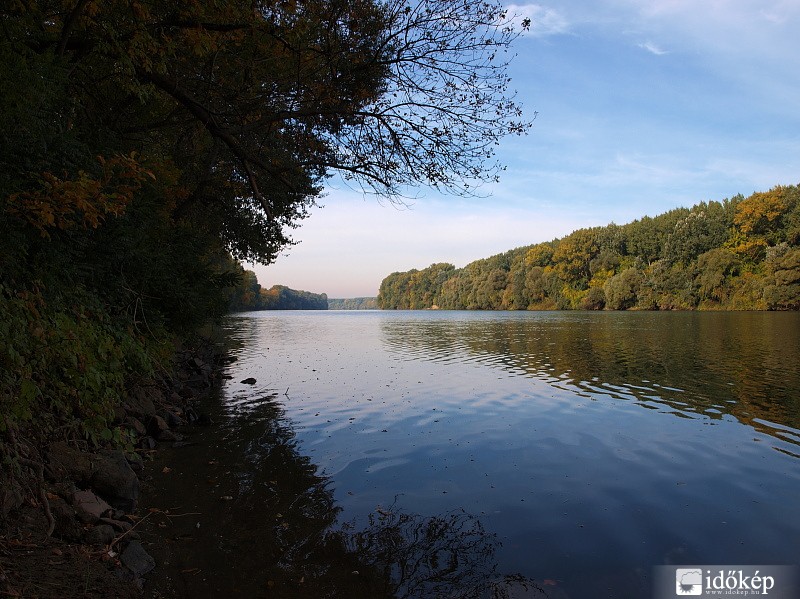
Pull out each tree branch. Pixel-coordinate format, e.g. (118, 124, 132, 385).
(135, 68, 275, 220)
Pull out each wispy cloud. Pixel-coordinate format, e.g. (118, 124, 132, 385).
(505, 4, 570, 36)
(637, 41, 669, 55)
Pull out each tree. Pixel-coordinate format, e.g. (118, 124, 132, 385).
(695, 248, 740, 304)
(603, 268, 643, 310)
(4, 0, 531, 265)
(662, 202, 732, 266)
(763, 244, 800, 310)
(552, 228, 601, 288)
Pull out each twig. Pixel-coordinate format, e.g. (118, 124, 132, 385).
(110, 510, 155, 549)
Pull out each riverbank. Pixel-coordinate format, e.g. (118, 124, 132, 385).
(0, 341, 226, 597)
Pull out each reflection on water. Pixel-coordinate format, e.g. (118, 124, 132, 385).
(147, 311, 800, 599)
(381, 311, 800, 450)
(144, 389, 538, 598)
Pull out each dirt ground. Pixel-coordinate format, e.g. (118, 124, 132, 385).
(0, 504, 140, 599)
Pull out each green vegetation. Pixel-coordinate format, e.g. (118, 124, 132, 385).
(328, 297, 379, 310)
(1, 1, 527, 445)
(379, 186, 800, 311)
(228, 268, 328, 311)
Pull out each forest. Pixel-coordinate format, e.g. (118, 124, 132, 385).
(228, 268, 328, 311)
(0, 1, 528, 446)
(328, 297, 379, 310)
(378, 185, 800, 311)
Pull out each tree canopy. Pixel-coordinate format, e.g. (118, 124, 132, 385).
(0, 0, 530, 441)
(378, 185, 800, 311)
(2, 0, 530, 263)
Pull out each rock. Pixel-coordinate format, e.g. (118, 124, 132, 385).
(163, 411, 185, 428)
(94, 450, 139, 513)
(73, 489, 112, 522)
(241, 377, 257, 385)
(126, 452, 144, 473)
(100, 517, 133, 533)
(121, 541, 155, 577)
(49, 480, 77, 502)
(84, 524, 116, 546)
(185, 375, 210, 389)
(49, 496, 83, 541)
(48, 443, 139, 513)
(125, 416, 147, 436)
(48, 442, 94, 483)
(191, 357, 212, 377)
(110, 508, 128, 520)
(184, 407, 199, 423)
(157, 429, 180, 442)
(147, 415, 170, 438)
(138, 436, 157, 450)
(123, 386, 159, 417)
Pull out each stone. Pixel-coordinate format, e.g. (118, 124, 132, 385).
(120, 541, 155, 577)
(94, 450, 139, 513)
(147, 415, 169, 438)
(126, 452, 144, 473)
(48, 442, 95, 483)
(138, 436, 157, 450)
(49, 496, 83, 541)
(73, 489, 112, 522)
(125, 416, 147, 436)
(84, 524, 116, 546)
(163, 410, 185, 428)
(48, 443, 139, 513)
(191, 357, 212, 377)
(157, 429, 179, 442)
(241, 377, 257, 385)
(99, 517, 133, 533)
(123, 386, 158, 417)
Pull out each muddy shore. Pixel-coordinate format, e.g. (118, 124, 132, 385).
(0, 342, 227, 598)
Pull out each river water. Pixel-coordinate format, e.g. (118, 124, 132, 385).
(145, 311, 800, 598)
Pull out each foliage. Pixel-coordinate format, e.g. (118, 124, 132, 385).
(1, 0, 529, 445)
(0, 284, 158, 444)
(327, 297, 379, 310)
(2, 0, 530, 263)
(378, 185, 800, 311)
(227, 268, 327, 311)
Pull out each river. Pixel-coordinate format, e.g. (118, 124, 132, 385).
(144, 310, 800, 598)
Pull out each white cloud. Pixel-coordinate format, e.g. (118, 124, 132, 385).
(505, 4, 570, 36)
(637, 41, 668, 55)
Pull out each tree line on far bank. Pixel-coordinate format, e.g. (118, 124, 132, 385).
(328, 297, 378, 310)
(227, 270, 379, 310)
(227, 268, 327, 311)
(378, 185, 800, 311)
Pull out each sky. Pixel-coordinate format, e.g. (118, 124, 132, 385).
(251, 0, 800, 298)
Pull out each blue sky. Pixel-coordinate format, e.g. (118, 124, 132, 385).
(252, 0, 800, 298)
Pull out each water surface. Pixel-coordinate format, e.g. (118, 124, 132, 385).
(147, 311, 800, 598)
